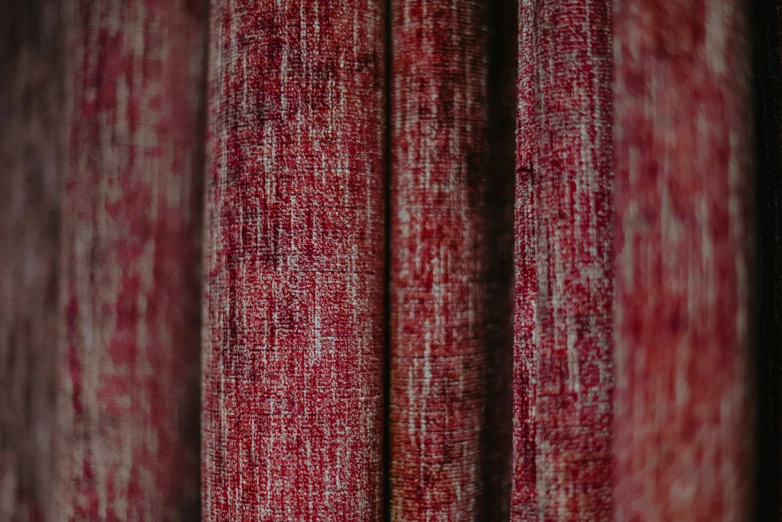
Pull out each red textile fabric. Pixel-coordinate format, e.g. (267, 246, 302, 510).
(1, 0, 779, 519)
(513, 0, 614, 519)
(56, 0, 206, 519)
(613, 0, 753, 519)
(389, 1, 513, 520)
(202, 0, 386, 519)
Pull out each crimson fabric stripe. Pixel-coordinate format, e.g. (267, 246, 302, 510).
(202, 1, 386, 519)
(0, 1, 62, 519)
(389, 1, 512, 520)
(56, 0, 206, 519)
(613, 1, 753, 519)
(513, 0, 614, 519)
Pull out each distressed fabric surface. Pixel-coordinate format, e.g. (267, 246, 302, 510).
(513, 0, 614, 519)
(389, 1, 513, 521)
(202, 0, 386, 519)
(56, 0, 206, 519)
(613, 1, 753, 520)
(0, 1, 63, 520)
(1, 0, 780, 520)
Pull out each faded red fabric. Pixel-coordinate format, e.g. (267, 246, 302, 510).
(613, 0, 753, 519)
(56, 0, 206, 519)
(513, 0, 614, 519)
(389, 1, 513, 520)
(2, 0, 779, 519)
(202, 0, 386, 519)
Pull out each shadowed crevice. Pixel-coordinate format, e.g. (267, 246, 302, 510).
(476, 0, 517, 520)
(751, 0, 782, 519)
(382, 0, 393, 519)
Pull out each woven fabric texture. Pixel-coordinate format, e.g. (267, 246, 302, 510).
(389, 1, 512, 520)
(2, 0, 780, 520)
(513, 0, 614, 519)
(56, 0, 206, 519)
(202, 0, 386, 519)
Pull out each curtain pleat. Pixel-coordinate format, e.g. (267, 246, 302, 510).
(389, 2, 513, 520)
(390, 0, 517, 518)
(513, 0, 614, 519)
(202, 1, 387, 519)
(56, 0, 206, 518)
(612, 1, 754, 519)
(0, 0, 776, 520)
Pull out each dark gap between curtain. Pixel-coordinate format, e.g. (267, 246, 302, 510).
(478, 0, 517, 519)
(382, 0, 393, 520)
(751, 0, 782, 518)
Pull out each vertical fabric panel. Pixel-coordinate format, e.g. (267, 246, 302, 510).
(202, 1, 386, 519)
(0, 1, 62, 520)
(389, 1, 513, 520)
(613, 1, 753, 519)
(56, 0, 206, 519)
(513, 0, 614, 519)
(389, 1, 488, 519)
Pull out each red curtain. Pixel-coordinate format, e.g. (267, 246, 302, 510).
(203, 1, 386, 519)
(0, 0, 773, 520)
(514, 0, 613, 518)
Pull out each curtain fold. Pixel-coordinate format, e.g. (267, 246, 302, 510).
(512, 0, 614, 520)
(612, 1, 754, 519)
(513, 0, 614, 519)
(389, 1, 513, 520)
(202, 1, 387, 519)
(55, 0, 206, 518)
(0, 0, 777, 520)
